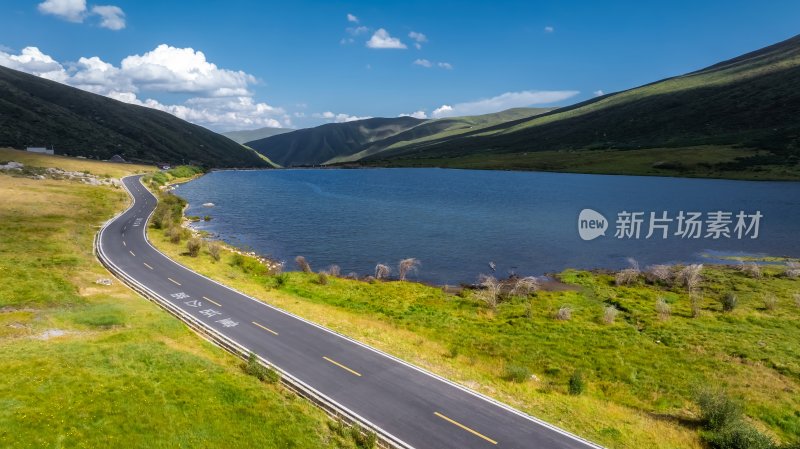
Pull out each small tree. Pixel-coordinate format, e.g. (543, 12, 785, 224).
(645, 264, 673, 284)
(763, 293, 777, 311)
(295, 256, 312, 273)
(327, 264, 341, 277)
(738, 262, 762, 279)
(375, 263, 391, 280)
(677, 264, 703, 291)
(690, 292, 702, 318)
(316, 272, 329, 285)
(397, 258, 421, 281)
(187, 237, 202, 257)
(207, 241, 221, 261)
(785, 261, 800, 279)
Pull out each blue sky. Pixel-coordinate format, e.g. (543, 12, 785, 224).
(1, 0, 799, 131)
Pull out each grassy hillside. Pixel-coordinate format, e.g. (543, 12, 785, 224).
(363, 34, 800, 178)
(327, 108, 550, 164)
(246, 117, 424, 167)
(0, 155, 358, 448)
(222, 126, 294, 144)
(150, 195, 800, 449)
(0, 66, 269, 168)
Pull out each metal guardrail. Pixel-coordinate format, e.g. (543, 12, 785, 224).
(93, 185, 410, 449)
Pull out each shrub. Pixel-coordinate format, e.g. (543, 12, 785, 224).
(785, 261, 800, 279)
(690, 292, 702, 318)
(316, 272, 329, 285)
(656, 297, 671, 320)
(398, 258, 421, 281)
(327, 264, 341, 277)
(555, 305, 572, 321)
(207, 242, 221, 261)
(763, 293, 777, 311)
(167, 225, 184, 244)
(502, 364, 530, 383)
(242, 353, 280, 384)
(645, 264, 673, 284)
(721, 292, 738, 312)
(512, 276, 540, 297)
(375, 263, 391, 280)
(704, 424, 775, 449)
(295, 255, 312, 273)
(602, 305, 619, 324)
(568, 370, 585, 395)
(738, 262, 762, 279)
(349, 423, 377, 449)
(677, 264, 704, 291)
(697, 390, 742, 431)
(615, 269, 639, 286)
(203, 215, 212, 221)
(186, 237, 202, 257)
(274, 273, 288, 287)
(476, 274, 501, 309)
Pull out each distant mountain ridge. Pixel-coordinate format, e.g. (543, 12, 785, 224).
(222, 126, 293, 144)
(246, 108, 550, 167)
(0, 65, 269, 168)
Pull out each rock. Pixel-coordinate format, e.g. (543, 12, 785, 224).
(0, 161, 23, 170)
(95, 278, 113, 286)
(203, 202, 215, 207)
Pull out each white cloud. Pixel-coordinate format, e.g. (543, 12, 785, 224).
(431, 90, 579, 118)
(413, 58, 432, 68)
(346, 25, 369, 35)
(91, 5, 125, 30)
(38, 0, 126, 30)
(366, 29, 406, 49)
(593, 90, 605, 97)
(347, 13, 359, 23)
(0, 45, 289, 131)
(408, 31, 427, 49)
(432, 105, 453, 117)
(399, 110, 428, 119)
(312, 111, 372, 123)
(38, 0, 86, 22)
(437, 62, 453, 70)
(544, 26, 554, 33)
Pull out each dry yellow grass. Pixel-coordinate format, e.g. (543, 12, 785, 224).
(0, 147, 154, 178)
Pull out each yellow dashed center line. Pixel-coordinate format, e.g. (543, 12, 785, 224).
(143, 262, 153, 270)
(323, 356, 362, 377)
(129, 250, 135, 257)
(167, 277, 181, 286)
(252, 321, 279, 336)
(434, 412, 497, 445)
(203, 296, 222, 307)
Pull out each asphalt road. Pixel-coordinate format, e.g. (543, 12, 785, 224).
(97, 175, 602, 449)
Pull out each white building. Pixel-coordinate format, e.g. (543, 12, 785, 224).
(27, 147, 54, 155)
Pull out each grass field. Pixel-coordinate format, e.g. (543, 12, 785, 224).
(145, 177, 800, 448)
(366, 146, 800, 181)
(0, 157, 360, 448)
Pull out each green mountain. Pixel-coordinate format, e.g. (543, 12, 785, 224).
(221, 126, 293, 144)
(246, 108, 548, 167)
(361, 34, 800, 178)
(0, 65, 269, 168)
(246, 117, 425, 166)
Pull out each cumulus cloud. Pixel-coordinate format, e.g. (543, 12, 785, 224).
(0, 45, 289, 131)
(366, 29, 406, 49)
(347, 13, 359, 23)
(91, 5, 125, 30)
(544, 26, 554, 33)
(399, 110, 428, 119)
(413, 58, 432, 68)
(593, 89, 605, 96)
(37, 0, 126, 30)
(431, 90, 579, 118)
(312, 111, 372, 123)
(408, 31, 427, 49)
(437, 62, 453, 70)
(38, 0, 86, 22)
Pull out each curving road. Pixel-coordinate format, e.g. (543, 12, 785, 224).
(97, 175, 602, 449)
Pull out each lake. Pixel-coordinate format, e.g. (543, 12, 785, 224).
(173, 169, 800, 285)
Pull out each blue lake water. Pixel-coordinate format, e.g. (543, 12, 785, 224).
(174, 169, 800, 285)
